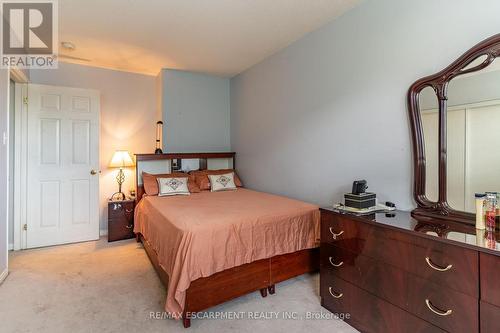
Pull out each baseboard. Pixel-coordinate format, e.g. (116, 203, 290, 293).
(0, 268, 8, 284)
(8, 243, 13, 251)
(99, 229, 108, 237)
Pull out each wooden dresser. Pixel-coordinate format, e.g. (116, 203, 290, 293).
(320, 208, 500, 333)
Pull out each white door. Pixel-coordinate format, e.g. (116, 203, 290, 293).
(26, 84, 100, 248)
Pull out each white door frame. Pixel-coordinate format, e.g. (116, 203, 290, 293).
(12, 82, 27, 250)
(14, 78, 28, 250)
(10, 68, 28, 251)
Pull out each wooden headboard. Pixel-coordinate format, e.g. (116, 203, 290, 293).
(134, 152, 236, 202)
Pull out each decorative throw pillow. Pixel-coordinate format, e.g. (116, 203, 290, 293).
(191, 169, 243, 191)
(208, 172, 237, 192)
(157, 177, 190, 196)
(142, 172, 200, 195)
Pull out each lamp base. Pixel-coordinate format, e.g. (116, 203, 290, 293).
(111, 192, 126, 201)
(155, 148, 163, 154)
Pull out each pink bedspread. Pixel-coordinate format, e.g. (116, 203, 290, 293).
(134, 188, 320, 315)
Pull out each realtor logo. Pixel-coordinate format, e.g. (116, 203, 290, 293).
(0, 0, 58, 68)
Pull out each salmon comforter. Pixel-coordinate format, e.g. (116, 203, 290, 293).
(133, 188, 320, 315)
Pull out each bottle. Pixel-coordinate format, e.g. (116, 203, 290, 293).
(486, 230, 496, 250)
(475, 193, 486, 230)
(485, 192, 497, 233)
(496, 192, 500, 223)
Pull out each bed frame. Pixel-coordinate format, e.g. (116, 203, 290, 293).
(134, 152, 319, 328)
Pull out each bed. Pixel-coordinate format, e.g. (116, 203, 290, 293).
(133, 152, 320, 328)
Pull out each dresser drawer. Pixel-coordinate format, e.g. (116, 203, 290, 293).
(320, 243, 408, 307)
(321, 271, 444, 333)
(108, 218, 134, 242)
(320, 211, 360, 246)
(320, 271, 350, 316)
(108, 201, 134, 219)
(321, 242, 477, 332)
(480, 253, 500, 307)
(481, 301, 500, 333)
(321, 211, 478, 297)
(407, 273, 478, 333)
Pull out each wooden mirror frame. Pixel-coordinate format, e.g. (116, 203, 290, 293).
(408, 33, 500, 225)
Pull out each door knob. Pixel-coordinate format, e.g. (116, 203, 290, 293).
(90, 169, 98, 175)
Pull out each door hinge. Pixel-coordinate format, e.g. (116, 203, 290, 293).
(23, 224, 27, 231)
(23, 96, 28, 105)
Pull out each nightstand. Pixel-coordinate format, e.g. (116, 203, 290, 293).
(108, 199, 135, 242)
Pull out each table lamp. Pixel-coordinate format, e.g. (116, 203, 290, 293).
(109, 150, 135, 201)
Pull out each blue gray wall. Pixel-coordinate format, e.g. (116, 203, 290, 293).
(161, 69, 230, 152)
(230, 0, 500, 209)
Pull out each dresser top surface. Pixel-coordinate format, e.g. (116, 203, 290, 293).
(321, 207, 500, 256)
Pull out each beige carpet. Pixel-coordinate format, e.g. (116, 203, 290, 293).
(0, 238, 357, 333)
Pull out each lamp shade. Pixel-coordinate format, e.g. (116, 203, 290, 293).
(109, 150, 135, 168)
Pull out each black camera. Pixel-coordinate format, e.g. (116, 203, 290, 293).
(352, 180, 368, 195)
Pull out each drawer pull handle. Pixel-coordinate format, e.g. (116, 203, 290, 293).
(125, 209, 134, 213)
(425, 299, 453, 316)
(329, 228, 344, 239)
(328, 257, 344, 267)
(125, 224, 133, 229)
(328, 287, 343, 299)
(425, 257, 453, 272)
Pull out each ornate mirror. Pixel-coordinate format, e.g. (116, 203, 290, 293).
(408, 34, 500, 225)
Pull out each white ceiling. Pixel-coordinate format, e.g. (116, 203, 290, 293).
(57, 0, 360, 77)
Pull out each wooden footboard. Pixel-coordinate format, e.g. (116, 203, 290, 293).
(185, 257, 270, 313)
(270, 248, 319, 284)
(138, 233, 318, 328)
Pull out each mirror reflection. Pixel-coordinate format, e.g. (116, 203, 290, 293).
(421, 57, 500, 213)
(462, 54, 489, 71)
(420, 86, 439, 202)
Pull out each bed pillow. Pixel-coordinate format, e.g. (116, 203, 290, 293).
(142, 172, 200, 195)
(191, 169, 243, 191)
(157, 177, 190, 196)
(208, 172, 237, 192)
